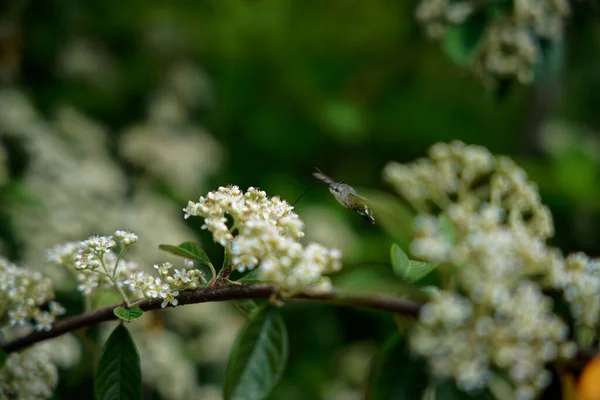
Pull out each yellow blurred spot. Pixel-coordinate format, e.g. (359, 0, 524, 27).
(578, 356, 600, 400)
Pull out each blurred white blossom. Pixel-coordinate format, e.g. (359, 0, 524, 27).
(0, 344, 59, 399)
(57, 38, 118, 87)
(415, 0, 570, 84)
(0, 258, 66, 399)
(41, 334, 82, 369)
(0, 257, 63, 332)
(167, 302, 244, 364)
(385, 141, 586, 397)
(120, 62, 220, 199)
(0, 90, 201, 285)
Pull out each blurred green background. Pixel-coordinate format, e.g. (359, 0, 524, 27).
(0, 1, 599, 399)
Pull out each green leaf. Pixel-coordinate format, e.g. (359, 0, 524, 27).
(0, 349, 7, 369)
(224, 305, 289, 400)
(366, 334, 429, 400)
(442, 12, 486, 66)
(405, 260, 438, 283)
(390, 244, 409, 278)
(95, 324, 142, 400)
(391, 244, 438, 284)
(232, 299, 260, 316)
(159, 242, 213, 267)
(113, 307, 144, 322)
(238, 269, 263, 284)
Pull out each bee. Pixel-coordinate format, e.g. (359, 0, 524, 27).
(313, 168, 375, 224)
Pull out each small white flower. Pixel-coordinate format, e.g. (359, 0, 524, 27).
(161, 290, 180, 308)
(8, 307, 28, 326)
(123, 271, 146, 290)
(173, 269, 192, 283)
(77, 276, 99, 295)
(35, 311, 54, 332)
(154, 262, 173, 275)
(49, 301, 66, 316)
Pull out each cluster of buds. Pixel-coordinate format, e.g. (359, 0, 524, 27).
(124, 261, 205, 308)
(46, 230, 139, 301)
(184, 186, 342, 293)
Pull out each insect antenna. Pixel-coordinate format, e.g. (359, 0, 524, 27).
(291, 187, 309, 206)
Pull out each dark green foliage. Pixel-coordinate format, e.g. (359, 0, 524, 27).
(366, 334, 429, 400)
(94, 324, 141, 400)
(224, 305, 289, 400)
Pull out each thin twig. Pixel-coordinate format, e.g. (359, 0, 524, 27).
(0, 284, 422, 354)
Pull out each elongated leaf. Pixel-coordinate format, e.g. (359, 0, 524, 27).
(113, 306, 144, 322)
(159, 242, 212, 267)
(391, 244, 409, 278)
(232, 299, 260, 316)
(95, 324, 141, 400)
(238, 269, 263, 284)
(366, 334, 429, 400)
(224, 305, 289, 400)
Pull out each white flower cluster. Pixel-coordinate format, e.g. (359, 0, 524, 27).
(415, 0, 570, 84)
(46, 230, 139, 298)
(184, 186, 342, 293)
(0, 344, 59, 400)
(384, 142, 589, 398)
(551, 252, 600, 328)
(0, 257, 65, 332)
(0, 90, 200, 291)
(412, 288, 574, 398)
(123, 261, 205, 308)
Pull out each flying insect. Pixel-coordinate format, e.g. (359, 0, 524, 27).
(313, 168, 375, 224)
